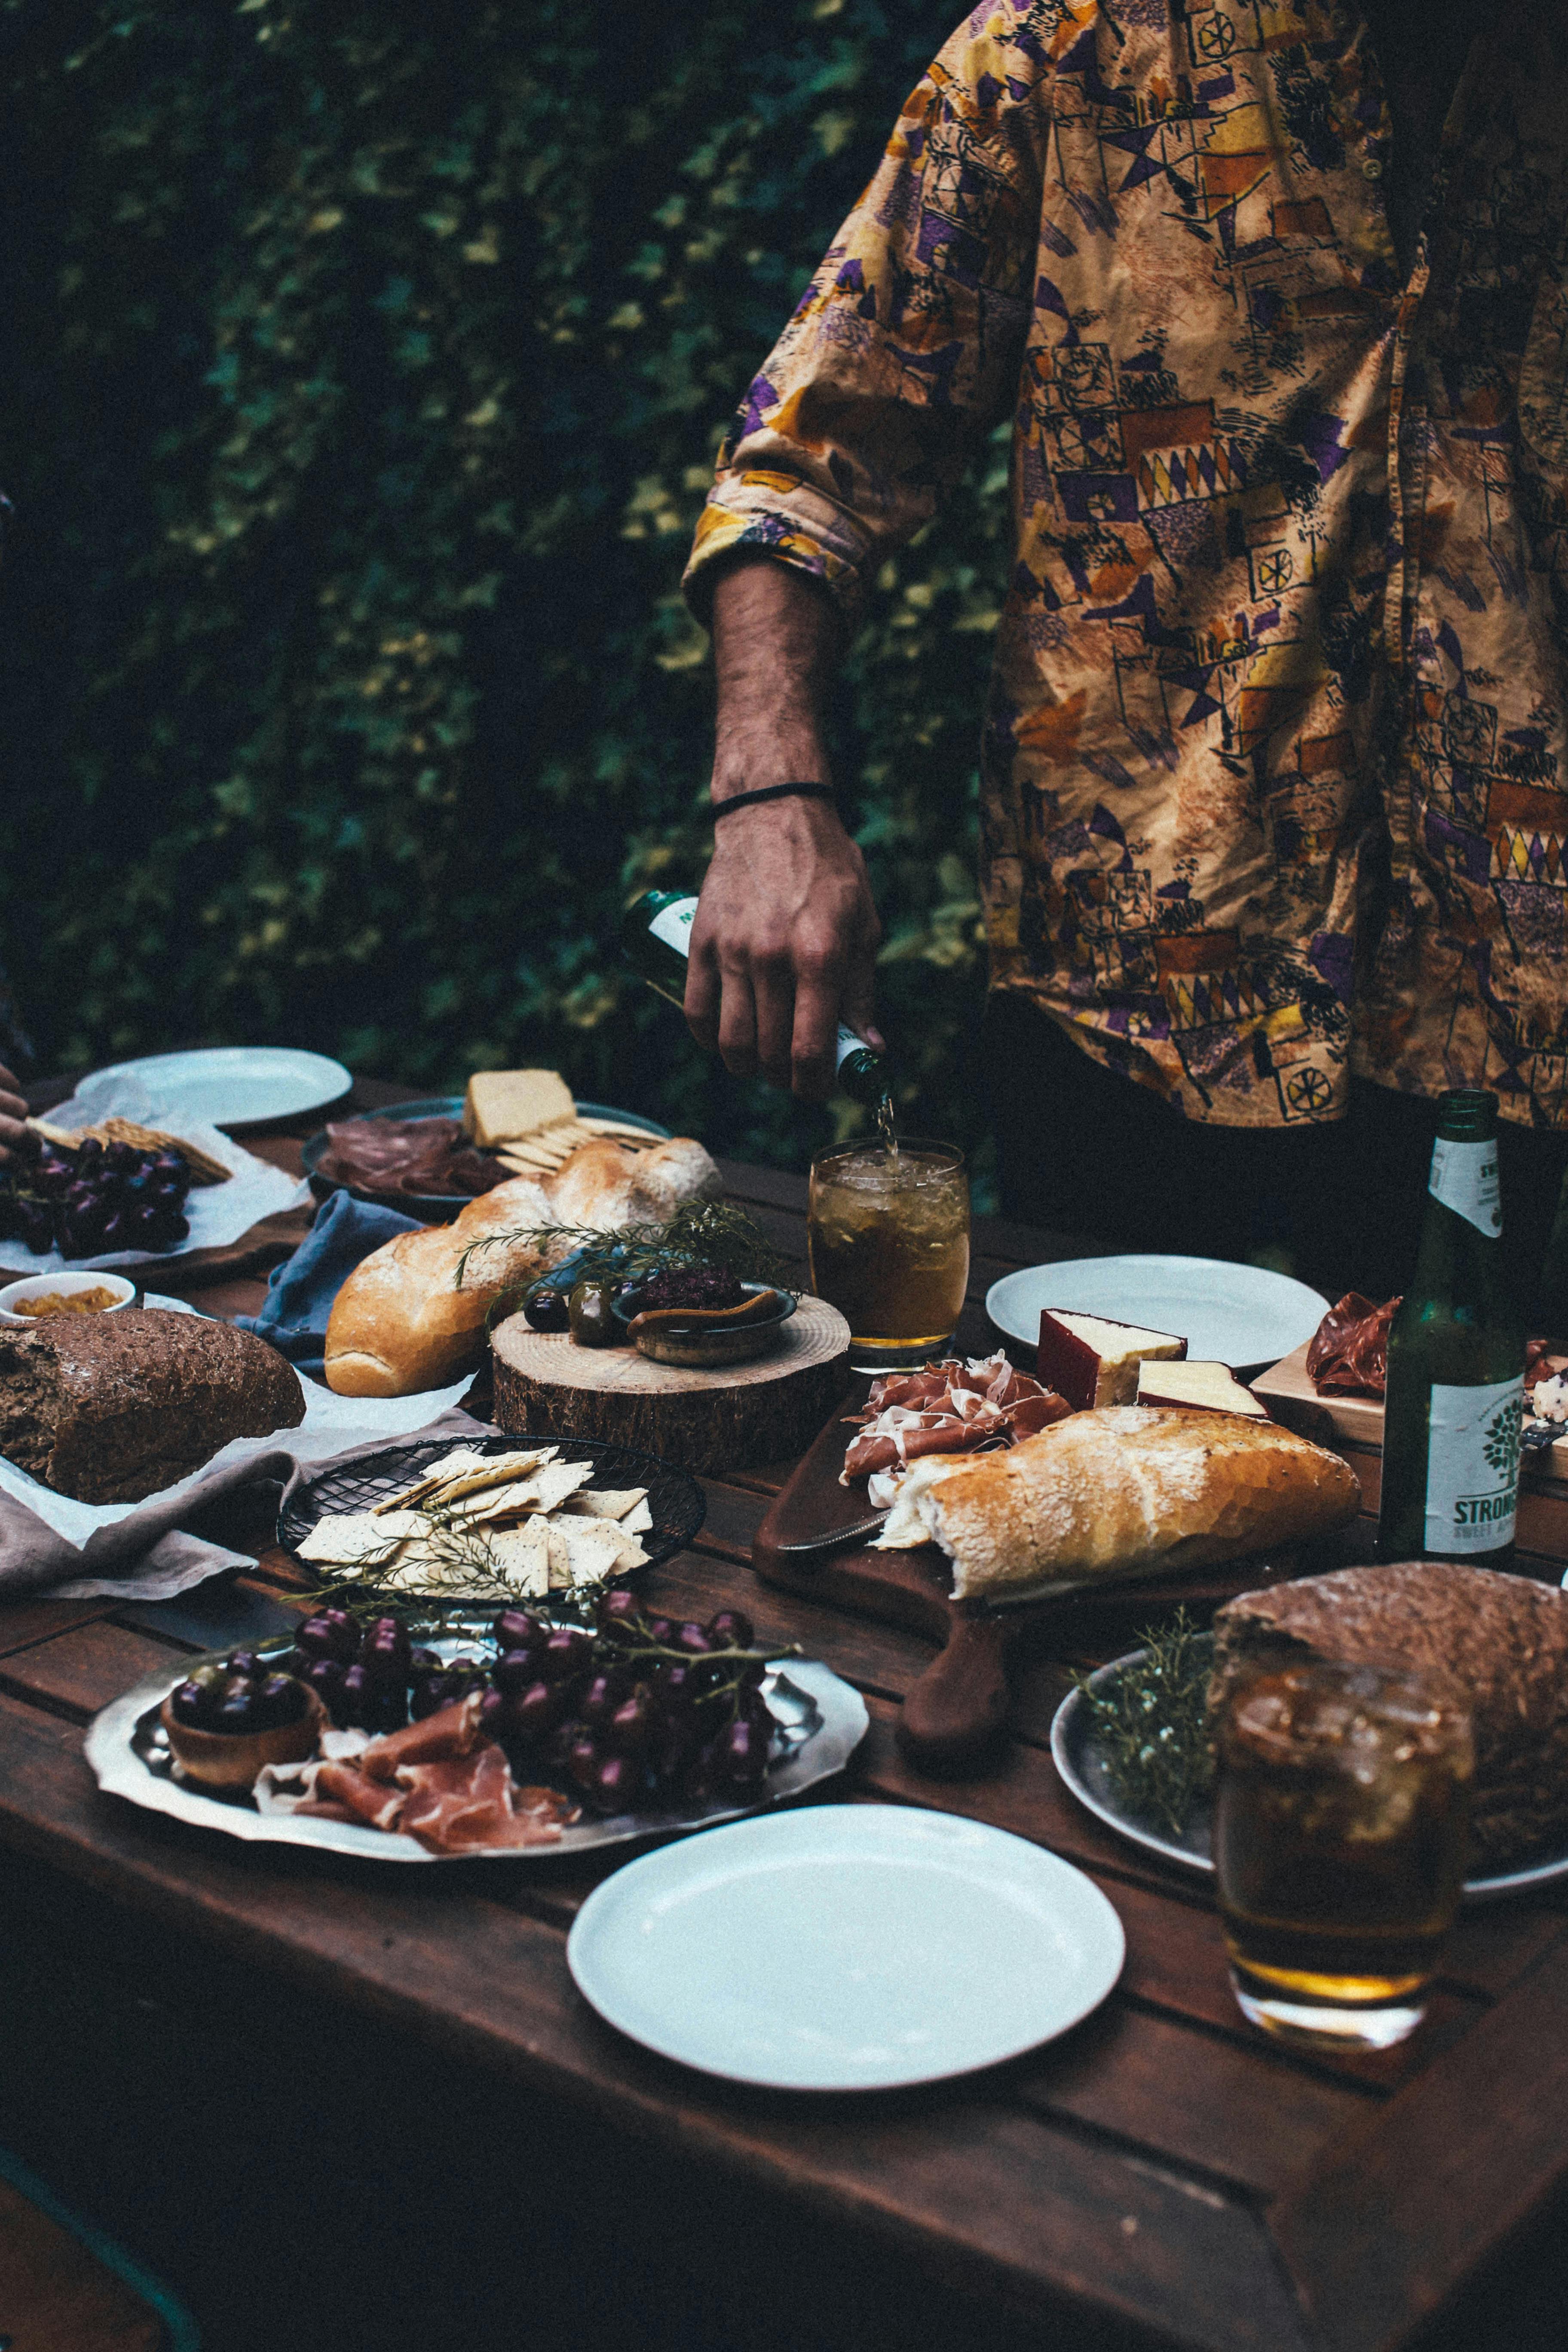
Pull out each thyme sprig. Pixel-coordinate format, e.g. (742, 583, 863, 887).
(1073, 1611, 1215, 1838)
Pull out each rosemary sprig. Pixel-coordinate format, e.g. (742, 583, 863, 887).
(455, 1196, 798, 1325)
(1073, 1611, 1215, 1838)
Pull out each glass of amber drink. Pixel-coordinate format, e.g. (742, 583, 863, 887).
(1214, 1661, 1473, 2052)
(807, 1140, 970, 1372)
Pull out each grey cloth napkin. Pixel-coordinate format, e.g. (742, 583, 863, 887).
(0, 1406, 493, 1604)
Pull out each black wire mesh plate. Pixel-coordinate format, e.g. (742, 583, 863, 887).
(276, 1432, 704, 1578)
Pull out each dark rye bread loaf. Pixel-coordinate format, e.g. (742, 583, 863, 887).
(0, 1309, 303, 1504)
(1210, 1563, 1568, 1866)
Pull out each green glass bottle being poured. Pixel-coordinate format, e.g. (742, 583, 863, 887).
(1375, 1088, 1525, 1566)
(620, 889, 893, 1114)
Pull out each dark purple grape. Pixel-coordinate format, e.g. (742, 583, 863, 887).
(303, 1658, 348, 1721)
(103, 1142, 134, 1174)
(649, 1660, 700, 1716)
(645, 1616, 675, 1647)
(339, 1663, 371, 1727)
(491, 1608, 546, 1655)
(215, 1695, 255, 1733)
(409, 1647, 441, 1677)
(536, 1628, 594, 1684)
(714, 1718, 770, 1788)
(647, 1709, 699, 1790)
(564, 1733, 603, 1792)
(18, 1204, 55, 1253)
(606, 1694, 651, 1761)
(522, 1286, 570, 1333)
(672, 1622, 714, 1659)
(96, 1211, 129, 1252)
(594, 1589, 644, 1633)
(493, 1648, 542, 1697)
(577, 1670, 628, 1727)
(227, 1650, 261, 1678)
(76, 1137, 103, 1169)
(509, 1680, 564, 1743)
(705, 1608, 754, 1651)
(295, 1612, 358, 1663)
(588, 1753, 638, 1813)
(151, 1212, 190, 1250)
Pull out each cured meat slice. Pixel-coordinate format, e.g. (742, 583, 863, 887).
(395, 1747, 570, 1852)
(358, 1693, 485, 1779)
(308, 1758, 408, 1831)
(842, 1353, 1070, 1488)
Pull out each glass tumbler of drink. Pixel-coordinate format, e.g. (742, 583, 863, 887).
(1213, 1661, 1473, 2054)
(807, 1139, 970, 1373)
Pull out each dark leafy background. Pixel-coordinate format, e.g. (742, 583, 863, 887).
(0, 0, 1007, 1195)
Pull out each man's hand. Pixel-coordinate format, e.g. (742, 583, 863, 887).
(688, 556, 884, 1097)
(0, 1063, 28, 1165)
(686, 798, 883, 1097)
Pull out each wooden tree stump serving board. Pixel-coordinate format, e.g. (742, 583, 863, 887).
(490, 1299, 852, 1475)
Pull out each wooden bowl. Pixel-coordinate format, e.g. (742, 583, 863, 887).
(160, 1681, 325, 1789)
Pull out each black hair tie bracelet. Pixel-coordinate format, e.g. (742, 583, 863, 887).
(712, 783, 839, 818)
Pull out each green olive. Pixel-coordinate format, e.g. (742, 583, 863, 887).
(568, 1278, 618, 1347)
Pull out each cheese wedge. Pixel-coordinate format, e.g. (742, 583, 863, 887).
(463, 1069, 576, 1148)
(1135, 1359, 1268, 1417)
(1036, 1310, 1186, 1411)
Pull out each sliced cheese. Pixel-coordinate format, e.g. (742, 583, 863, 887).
(463, 1068, 576, 1148)
(1036, 1309, 1186, 1411)
(1135, 1359, 1268, 1417)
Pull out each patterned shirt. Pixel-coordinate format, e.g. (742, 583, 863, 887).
(683, 2, 1568, 1131)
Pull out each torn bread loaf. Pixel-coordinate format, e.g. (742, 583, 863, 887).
(1210, 1562, 1568, 1865)
(875, 1406, 1359, 1601)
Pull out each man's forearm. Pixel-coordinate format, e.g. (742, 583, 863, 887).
(710, 557, 844, 802)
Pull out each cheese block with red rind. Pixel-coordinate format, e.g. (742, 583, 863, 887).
(1036, 1309, 1186, 1411)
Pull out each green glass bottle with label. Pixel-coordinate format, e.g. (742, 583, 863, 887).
(619, 889, 892, 1110)
(1376, 1089, 1525, 1565)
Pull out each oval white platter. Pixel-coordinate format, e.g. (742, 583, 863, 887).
(567, 1802, 1125, 2090)
(1052, 1649, 1568, 1907)
(86, 1643, 867, 1865)
(86, 1047, 353, 1131)
(986, 1253, 1329, 1372)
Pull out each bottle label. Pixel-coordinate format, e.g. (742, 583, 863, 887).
(834, 1024, 865, 1072)
(1429, 1137, 1502, 1237)
(646, 897, 698, 957)
(1424, 1377, 1523, 1554)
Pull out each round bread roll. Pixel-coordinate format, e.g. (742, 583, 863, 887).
(323, 1137, 723, 1396)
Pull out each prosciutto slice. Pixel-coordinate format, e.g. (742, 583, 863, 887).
(842, 1353, 1070, 1492)
(289, 1695, 575, 1852)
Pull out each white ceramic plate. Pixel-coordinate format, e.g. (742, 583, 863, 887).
(1052, 1649, 1568, 1907)
(986, 1254, 1329, 1372)
(567, 1804, 1124, 2089)
(85, 1047, 352, 1131)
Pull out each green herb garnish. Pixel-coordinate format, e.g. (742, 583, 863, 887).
(456, 1196, 797, 1326)
(1073, 1611, 1215, 1838)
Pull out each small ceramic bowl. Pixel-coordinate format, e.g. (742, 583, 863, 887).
(612, 1282, 798, 1369)
(159, 1681, 325, 1791)
(0, 1269, 139, 1326)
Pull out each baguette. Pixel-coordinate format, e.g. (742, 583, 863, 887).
(323, 1137, 721, 1396)
(874, 1406, 1359, 1600)
(1210, 1562, 1568, 1865)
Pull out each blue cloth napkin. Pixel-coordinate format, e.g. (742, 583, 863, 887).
(234, 1188, 422, 1376)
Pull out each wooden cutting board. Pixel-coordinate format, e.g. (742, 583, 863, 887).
(492, 1299, 852, 1476)
(751, 1390, 1304, 1776)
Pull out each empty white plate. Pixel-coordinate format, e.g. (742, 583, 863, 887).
(567, 1804, 1124, 2090)
(986, 1254, 1328, 1372)
(86, 1047, 352, 1130)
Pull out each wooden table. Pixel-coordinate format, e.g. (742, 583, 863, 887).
(0, 1090, 1565, 2352)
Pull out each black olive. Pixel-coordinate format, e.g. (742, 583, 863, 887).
(523, 1286, 570, 1332)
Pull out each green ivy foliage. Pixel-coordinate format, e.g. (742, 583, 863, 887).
(0, 0, 1009, 1191)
